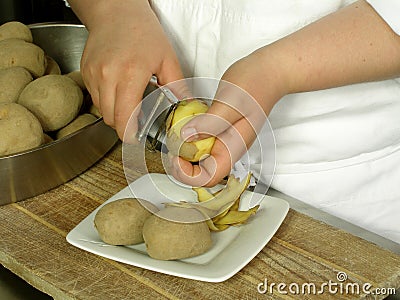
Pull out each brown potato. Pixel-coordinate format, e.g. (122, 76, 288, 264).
(44, 56, 61, 75)
(0, 103, 43, 156)
(78, 94, 93, 115)
(18, 75, 83, 131)
(94, 198, 159, 246)
(0, 21, 32, 42)
(42, 133, 53, 144)
(0, 38, 46, 77)
(56, 113, 97, 139)
(89, 104, 102, 118)
(65, 70, 86, 90)
(142, 207, 212, 260)
(0, 67, 32, 103)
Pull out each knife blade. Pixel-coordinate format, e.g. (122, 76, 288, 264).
(137, 76, 180, 143)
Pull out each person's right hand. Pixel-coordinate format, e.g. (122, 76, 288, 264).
(69, 0, 184, 140)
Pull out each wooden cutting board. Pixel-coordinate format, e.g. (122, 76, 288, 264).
(0, 142, 399, 299)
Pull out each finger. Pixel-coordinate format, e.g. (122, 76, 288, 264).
(98, 82, 116, 128)
(157, 55, 185, 86)
(80, 60, 95, 103)
(88, 85, 100, 110)
(168, 141, 226, 187)
(114, 72, 152, 140)
(80, 56, 103, 115)
(171, 116, 257, 187)
(181, 108, 237, 142)
(123, 105, 141, 144)
(180, 80, 262, 141)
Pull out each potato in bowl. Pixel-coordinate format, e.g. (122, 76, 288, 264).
(0, 22, 118, 204)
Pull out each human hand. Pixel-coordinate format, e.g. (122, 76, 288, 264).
(69, 0, 184, 140)
(167, 52, 284, 187)
(167, 0, 400, 187)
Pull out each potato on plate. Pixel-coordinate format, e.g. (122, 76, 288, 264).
(142, 206, 212, 260)
(94, 198, 159, 246)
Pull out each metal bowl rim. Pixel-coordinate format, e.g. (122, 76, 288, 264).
(0, 118, 104, 160)
(28, 22, 86, 29)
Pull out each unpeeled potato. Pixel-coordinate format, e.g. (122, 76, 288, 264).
(18, 75, 83, 131)
(0, 102, 43, 156)
(142, 207, 212, 260)
(0, 67, 32, 103)
(0, 21, 32, 42)
(65, 70, 86, 90)
(44, 56, 61, 75)
(89, 104, 101, 118)
(94, 198, 159, 246)
(0, 38, 46, 77)
(56, 113, 97, 139)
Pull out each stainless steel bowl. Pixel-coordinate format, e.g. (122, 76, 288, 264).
(0, 23, 118, 205)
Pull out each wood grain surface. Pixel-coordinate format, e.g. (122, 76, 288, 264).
(0, 142, 399, 300)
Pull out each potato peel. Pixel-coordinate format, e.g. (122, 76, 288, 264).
(166, 173, 251, 217)
(213, 205, 259, 226)
(193, 187, 215, 202)
(167, 173, 258, 232)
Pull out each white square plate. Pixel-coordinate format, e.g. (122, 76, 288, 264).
(66, 173, 289, 282)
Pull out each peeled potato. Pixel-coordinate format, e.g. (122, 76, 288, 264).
(166, 99, 215, 162)
(0, 103, 43, 156)
(0, 38, 46, 77)
(0, 21, 32, 42)
(142, 207, 212, 260)
(0, 67, 32, 103)
(94, 198, 159, 246)
(56, 113, 97, 139)
(18, 75, 83, 131)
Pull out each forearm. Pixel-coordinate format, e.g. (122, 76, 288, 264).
(256, 0, 400, 100)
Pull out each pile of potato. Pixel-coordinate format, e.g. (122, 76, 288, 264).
(0, 21, 100, 157)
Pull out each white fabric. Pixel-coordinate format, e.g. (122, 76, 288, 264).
(271, 149, 400, 243)
(150, 0, 400, 244)
(366, 0, 400, 35)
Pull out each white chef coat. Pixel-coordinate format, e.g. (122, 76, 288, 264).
(149, 0, 400, 243)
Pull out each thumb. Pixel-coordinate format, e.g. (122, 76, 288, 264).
(181, 79, 260, 142)
(180, 101, 240, 142)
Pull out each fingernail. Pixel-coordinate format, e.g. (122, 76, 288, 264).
(181, 127, 198, 141)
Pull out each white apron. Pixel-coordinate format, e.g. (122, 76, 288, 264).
(149, 0, 400, 244)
